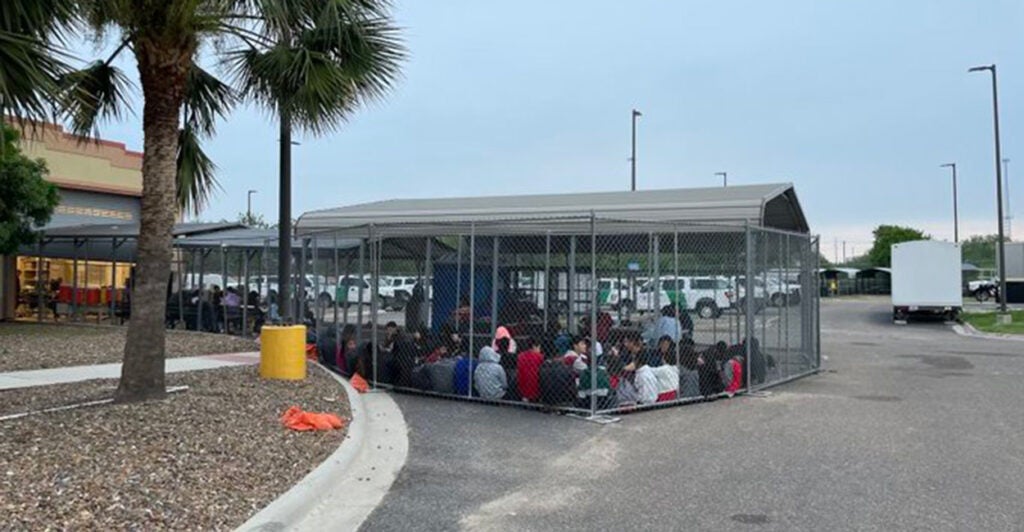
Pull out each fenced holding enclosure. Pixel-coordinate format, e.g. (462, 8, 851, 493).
(304, 215, 820, 417)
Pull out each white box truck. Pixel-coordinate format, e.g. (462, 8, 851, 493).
(891, 240, 962, 321)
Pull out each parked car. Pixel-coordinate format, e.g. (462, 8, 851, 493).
(597, 278, 634, 310)
(336, 276, 374, 306)
(967, 279, 999, 302)
(379, 276, 418, 299)
(635, 276, 735, 319)
(250, 275, 333, 306)
(766, 276, 801, 306)
(733, 275, 801, 309)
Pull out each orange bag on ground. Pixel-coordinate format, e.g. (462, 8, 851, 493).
(281, 406, 345, 431)
(350, 373, 370, 393)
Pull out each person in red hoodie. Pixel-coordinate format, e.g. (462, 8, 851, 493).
(516, 336, 544, 402)
(725, 354, 744, 395)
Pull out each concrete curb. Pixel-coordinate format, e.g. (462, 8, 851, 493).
(238, 365, 408, 532)
(951, 322, 1024, 342)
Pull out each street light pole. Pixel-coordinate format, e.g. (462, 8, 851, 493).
(1004, 158, 1012, 240)
(247, 189, 257, 220)
(940, 163, 959, 243)
(630, 109, 642, 191)
(969, 64, 1008, 315)
(715, 172, 727, 187)
(278, 115, 292, 321)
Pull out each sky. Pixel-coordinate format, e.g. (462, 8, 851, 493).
(89, 0, 1023, 262)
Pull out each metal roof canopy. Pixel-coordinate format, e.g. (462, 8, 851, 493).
(20, 224, 448, 262)
(36, 221, 245, 239)
(295, 183, 810, 238)
(174, 228, 447, 260)
(18, 222, 247, 261)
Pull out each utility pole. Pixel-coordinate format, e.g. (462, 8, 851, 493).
(842, 241, 847, 264)
(834, 238, 839, 264)
(630, 109, 641, 191)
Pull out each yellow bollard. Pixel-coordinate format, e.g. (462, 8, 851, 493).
(260, 325, 307, 380)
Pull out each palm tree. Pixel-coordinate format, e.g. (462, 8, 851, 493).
(229, 1, 403, 321)
(1, 1, 403, 402)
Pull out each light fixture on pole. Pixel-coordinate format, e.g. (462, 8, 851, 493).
(715, 172, 727, 187)
(968, 64, 1008, 315)
(940, 163, 959, 243)
(247, 189, 257, 220)
(630, 109, 642, 191)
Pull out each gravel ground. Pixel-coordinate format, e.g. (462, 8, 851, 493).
(0, 322, 257, 372)
(0, 365, 349, 530)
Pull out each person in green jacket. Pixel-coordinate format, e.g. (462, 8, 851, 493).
(574, 351, 616, 410)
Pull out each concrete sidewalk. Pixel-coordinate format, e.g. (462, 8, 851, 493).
(0, 352, 260, 390)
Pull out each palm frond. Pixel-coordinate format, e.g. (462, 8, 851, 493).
(0, 0, 77, 39)
(304, 15, 404, 103)
(0, 30, 66, 121)
(176, 122, 221, 216)
(228, 44, 352, 134)
(57, 60, 133, 138)
(184, 64, 236, 136)
(227, 0, 404, 135)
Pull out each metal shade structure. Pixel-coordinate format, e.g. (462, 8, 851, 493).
(19, 222, 246, 261)
(295, 183, 810, 237)
(290, 182, 820, 418)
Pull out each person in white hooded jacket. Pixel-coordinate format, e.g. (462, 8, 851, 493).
(634, 363, 660, 405)
(474, 346, 508, 400)
(651, 349, 680, 401)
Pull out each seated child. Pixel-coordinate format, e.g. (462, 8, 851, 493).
(652, 349, 680, 402)
(516, 337, 544, 402)
(474, 346, 508, 400)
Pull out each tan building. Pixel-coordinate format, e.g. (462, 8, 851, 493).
(0, 123, 142, 321)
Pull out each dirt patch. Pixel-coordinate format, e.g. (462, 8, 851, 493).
(0, 365, 349, 530)
(0, 322, 256, 372)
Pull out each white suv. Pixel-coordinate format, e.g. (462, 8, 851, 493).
(597, 278, 633, 309)
(636, 276, 735, 319)
(379, 276, 418, 300)
(335, 276, 374, 306)
(250, 275, 333, 306)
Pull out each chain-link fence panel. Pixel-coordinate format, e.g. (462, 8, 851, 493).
(307, 217, 819, 416)
(746, 228, 821, 391)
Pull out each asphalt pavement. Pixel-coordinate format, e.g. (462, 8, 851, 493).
(361, 297, 1024, 531)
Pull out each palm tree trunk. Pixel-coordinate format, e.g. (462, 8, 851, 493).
(116, 42, 192, 403)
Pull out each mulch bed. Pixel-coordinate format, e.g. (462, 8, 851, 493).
(0, 365, 349, 530)
(0, 322, 257, 372)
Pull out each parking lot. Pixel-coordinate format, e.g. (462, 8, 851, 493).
(361, 296, 1024, 531)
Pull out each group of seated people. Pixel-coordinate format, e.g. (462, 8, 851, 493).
(165, 285, 268, 334)
(319, 312, 770, 411)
